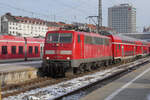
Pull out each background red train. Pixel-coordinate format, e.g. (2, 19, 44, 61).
(41, 30, 150, 77)
(0, 35, 44, 62)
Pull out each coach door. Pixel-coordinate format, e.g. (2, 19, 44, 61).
(134, 46, 136, 56)
(142, 46, 143, 54)
(40, 44, 44, 59)
(77, 34, 84, 58)
(24, 37, 27, 61)
(122, 45, 124, 58)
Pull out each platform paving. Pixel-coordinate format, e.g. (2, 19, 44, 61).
(80, 62, 150, 100)
(0, 61, 42, 85)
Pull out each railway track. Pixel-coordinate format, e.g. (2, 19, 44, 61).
(2, 57, 150, 100)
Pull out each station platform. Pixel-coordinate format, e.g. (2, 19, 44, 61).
(80, 61, 150, 100)
(0, 61, 42, 86)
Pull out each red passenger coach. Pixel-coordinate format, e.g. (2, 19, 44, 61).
(0, 35, 44, 62)
(105, 34, 136, 62)
(101, 31, 149, 62)
(148, 43, 150, 54)
(0, 35, 25, 62)
(42, 30, 112, 77)
(108, 35, 122, 61)
(26, 37, 44, 60)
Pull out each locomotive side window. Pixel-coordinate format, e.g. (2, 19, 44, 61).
(94, 37, 103, 45)
(19, 46, 23, 54)
(29, 46, 33, 54)
(105, 39, 109, 45)
(85, 36, 93, 44)
(35, 46, 38, 54)
(11, 46, 16, 54)
(60, 33, 72, 43)
(2, 46, 7, 55)
(78, 35, 81, 43)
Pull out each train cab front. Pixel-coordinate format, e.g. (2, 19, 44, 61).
(42, 30, 74, 77)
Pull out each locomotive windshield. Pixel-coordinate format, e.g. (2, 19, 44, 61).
(46, 33, 72, 43)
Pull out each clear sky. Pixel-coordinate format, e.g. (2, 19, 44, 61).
(0, 0, 149, 31)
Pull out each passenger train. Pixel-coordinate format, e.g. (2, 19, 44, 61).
(0, 35, 44, 62)
(41, 29, 150, 77)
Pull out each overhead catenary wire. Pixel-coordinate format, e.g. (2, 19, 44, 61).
(54, 0, 97, 16)
(0, 0, 122, 24)
(0, 1, 93, 23)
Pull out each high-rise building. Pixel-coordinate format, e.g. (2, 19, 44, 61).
(108, 4, 136, 33)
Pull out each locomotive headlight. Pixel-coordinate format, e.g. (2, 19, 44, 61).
(67, 57, 70, 60)
(46, 57, 50, 60)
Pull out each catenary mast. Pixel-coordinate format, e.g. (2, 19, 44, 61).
(98, 0, 102, 33)
(98, 0, 102, 27)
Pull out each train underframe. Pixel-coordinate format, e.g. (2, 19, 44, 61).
(40, 54, 149, 77)
(40, 60, 70, 77)
(40, 59, 113, 77)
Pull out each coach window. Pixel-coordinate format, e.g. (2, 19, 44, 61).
(35, 46, 38, 54)
(11, 46, 16, 54)
(116, 45, 117, 50)
(2, 46, 7, 55)
(78, 35, 81, 43)
(19, 46, 23, 54)
(119, 44, 121, 50)
(29, 46, 33, 54)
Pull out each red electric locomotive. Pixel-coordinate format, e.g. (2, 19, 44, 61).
(42, 30, 150, 77)
(42, 30, 112, 76)
(0, 35, 44, 62)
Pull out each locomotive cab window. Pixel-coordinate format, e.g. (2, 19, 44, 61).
(47, 33, 72, 43)
(2, 46, 7, 55)
(11, 46, 16, 54)
(29, 46, 33, 54)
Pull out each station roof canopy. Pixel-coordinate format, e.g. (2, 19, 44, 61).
(120, 32, 150, 42)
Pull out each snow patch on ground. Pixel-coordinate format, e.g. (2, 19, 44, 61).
(4, 68, 119, 100)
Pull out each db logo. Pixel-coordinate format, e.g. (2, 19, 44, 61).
(55, 50, 60, 54)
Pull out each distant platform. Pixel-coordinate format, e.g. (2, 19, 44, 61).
(80, 61, 150, 100)
(0, 61, 42, 86)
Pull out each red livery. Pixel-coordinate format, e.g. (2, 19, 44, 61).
(0, 35, 44, 62)
(42, 30, 150, 77)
